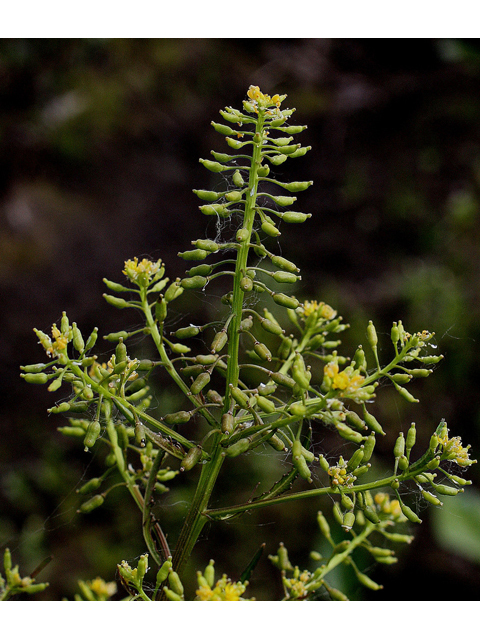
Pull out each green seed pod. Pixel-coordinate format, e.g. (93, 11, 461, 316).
(390, 373, 412, 384)
(181, 276, 207, 289)
(194, 239, 219, 253)
(221, 412, 234, 434)
(427, 457, 440, 470)
(345, 411, 366, 431)
(103, 294, 130, 309)
(272, 270, 299, 284)
(163, 587, 183, 601)
(267, 433, 286, 451)
(20, 362, 50, 373)
(196, 354, 218, 365)
(225, 190, 243, 203)
(394, 433, 405, 459)
(163, 411, 191, 425)
(342, 511, 356, 530)
(229, 385, 250, 409)
(391, 322, 400, 345)
(406, 423, 416, 455)
(381, 532, 414, 544)
(78, 494, 104, 513)
(175, 325, 200, 339)
(211, 330, 228, 353)
(178, 249, 208, 261)
(347, 447, 365, 472)
(188, 264, 213, 277)
(156, 558, 173, 585)
(135, 421, 146, 447)
(77, 477, 103, 495)
(136, 554, 149, 582)
(193, 189, 222, 201)
(363, 506, 380, 524)
(48, 402, 72, 414)
(85, 327, 98, 352)
(408, 368, 433, 378)
(435, 484, 462, 496)
(199, 158, 229, 173)
(362, 405, 386, 436)
(180, 445, 203, 472)
(240, 276, 253, 292)
(255, 395, 276, 413)
(276, 180, 313, 192)
(57, 426, 87, 437)
(190, 372, 211, 395)
(281, 212, 311, 223)
(421, 490, 443, 506)
(341, 493, 355, 510)
(273, 293, 300, 310)
(211, 121, 235, 135)
(318, 455, 330, 473)
(398, 455, 409, 471)
(22, 372, 49, 384)
(84, 420, 101, 449)
(400, 502, 422, 523)
(168, 570, 184, 596)
(116, 423, 130, 449)
(270, 371, 296, 388)
(362, 434, 376, 463)
(115, 338, 127, 364)
(164, 280, 184, 303)
(203, 560, 215, 588)
(236, 227, 249, 242)
(323, 583, 349, 601)
(239, 316, 254, 332)
(260, 318, 284, 336)
(71, 323, 85, 354)
(224, 437, 251, 457)
(317, 511, 332, 540)
(354, 569, 382, 591)
(336, 425, 364, 444)
(293, 452, 312, 483)
(271, 255, 299, 273)
(181, 364, 203, 377)
(416, 355, 444, 365)
(261, 221, 280, 237)
(232, 169, 244, 187)
(253, 342, 272, 361)
(395, 384, 419, 403)
(104, 330, 130, 343)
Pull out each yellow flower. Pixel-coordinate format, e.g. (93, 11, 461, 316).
(328, 459, 356, 488)
(374, 493, 403, 518)
(87, 577, 117, 600)
(45, 324, 69, 357)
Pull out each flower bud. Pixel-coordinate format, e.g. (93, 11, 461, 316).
(394, 433, 405, 459)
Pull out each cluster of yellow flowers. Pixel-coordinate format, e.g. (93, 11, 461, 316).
(282, 569, 312, 599)
(123, 257, 162, 285)
(195, 575, 252, 601)
(300, 300, 337, 320)
(47, 324, 69, 357)
(246, 85, 286, 113)
(374, 492, 403, 519)
(437, 426, 476, 467)
(324, 362, 365, 396)
(328, 460, 357, 488)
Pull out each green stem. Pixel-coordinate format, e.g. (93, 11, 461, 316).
(170, 112, 266, 578)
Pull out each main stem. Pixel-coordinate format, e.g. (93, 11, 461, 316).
(171, 112, 266, 577)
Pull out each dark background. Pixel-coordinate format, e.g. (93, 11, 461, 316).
(1, 38, 480, 600)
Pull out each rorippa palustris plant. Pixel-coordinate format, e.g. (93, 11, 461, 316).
(15, 85, 476, 602)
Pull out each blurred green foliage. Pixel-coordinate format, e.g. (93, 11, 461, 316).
(1, 38, 480, 600)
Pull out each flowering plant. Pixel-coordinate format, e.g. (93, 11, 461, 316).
(10, 86, 475, 601)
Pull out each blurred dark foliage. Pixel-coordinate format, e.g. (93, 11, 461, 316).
(1, 38, 480, 600)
